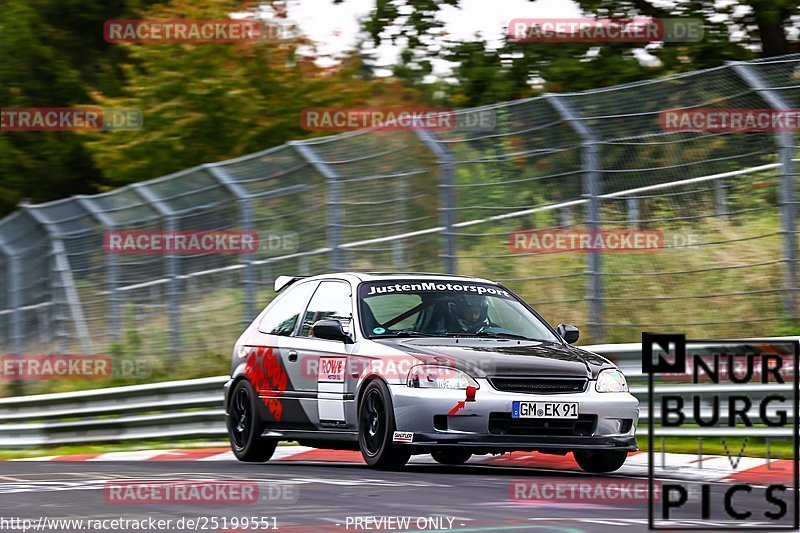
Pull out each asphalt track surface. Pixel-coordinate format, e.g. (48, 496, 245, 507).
(0, 456, 795, 533)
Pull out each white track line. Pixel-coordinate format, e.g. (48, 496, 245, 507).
(88, 450, 167, 461)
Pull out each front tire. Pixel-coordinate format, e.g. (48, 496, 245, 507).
(358, 380, 411, 470)
(227, 380, 278, 463)
(573, 449, 628, 473)
(431, 449, 472, 465)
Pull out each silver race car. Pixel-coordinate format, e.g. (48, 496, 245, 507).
(225, 272, 639, 472)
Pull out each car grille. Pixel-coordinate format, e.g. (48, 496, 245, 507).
(487, 376, 588, 394)
(488, 413, 597, 436)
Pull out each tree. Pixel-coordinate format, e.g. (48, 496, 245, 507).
(348, 0, 798, 104)
(0, 0, 399, 213)
(0, 0, 165, 215)
(84, 0, 412, 186)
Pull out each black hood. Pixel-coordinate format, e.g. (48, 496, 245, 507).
(373, 338, 614, 379)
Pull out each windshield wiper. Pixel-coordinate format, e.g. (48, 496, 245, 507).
(372, 331, 444, 338)
(444, 331, 539, 341)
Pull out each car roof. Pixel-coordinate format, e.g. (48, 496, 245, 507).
(277, 272, 499, 291)
(350, 272, 497, 283)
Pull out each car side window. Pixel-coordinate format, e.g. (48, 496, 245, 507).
(299, 281, 353, 338)
(258, 282, 317, 336)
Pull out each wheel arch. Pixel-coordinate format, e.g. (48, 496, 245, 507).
(355, 374, 391, 414)
(226, 373, 252, 412)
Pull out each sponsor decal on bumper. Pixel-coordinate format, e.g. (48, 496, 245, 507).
(393, 432, 414, 443)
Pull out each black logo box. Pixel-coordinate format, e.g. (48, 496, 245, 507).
(644, 333, 800, 531)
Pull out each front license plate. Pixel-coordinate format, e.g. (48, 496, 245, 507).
(512, 401, 578, 419)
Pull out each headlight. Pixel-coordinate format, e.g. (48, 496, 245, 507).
(406, 365, 479, 390)
(596, 368, 628, 393)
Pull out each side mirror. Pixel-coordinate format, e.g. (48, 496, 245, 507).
(556, 324, 579, 344)
(312, 319, 354, 344)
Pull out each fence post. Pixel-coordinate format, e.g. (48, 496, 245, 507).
(21, 205, 94, 354)
(298, 255, 309, 276)
(627, 198, 640, 228)
(0, 237, 24, 394)
(131, 184, 182, 364)
(290, 141, 343, 271)
(778, 132, 798, 317)
(714, 180, 727, 219)
(416, 129, 457, 274)
(392, 178, 408, 269)
(0, 240, 22, 356)
(74, 196, 121, 343)
(730, 62, 797, 318)
(548, 94, 604, 341)
(205, 164, 257, 325)
(560, 207, 574, 228)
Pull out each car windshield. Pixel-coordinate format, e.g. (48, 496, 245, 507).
(358, 280, 560, 342)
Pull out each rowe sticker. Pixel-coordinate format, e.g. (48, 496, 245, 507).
(393, 432, 414, 443)
(318, 357, 346, 383)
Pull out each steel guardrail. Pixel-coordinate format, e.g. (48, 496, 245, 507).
(0, 339, 795, 447)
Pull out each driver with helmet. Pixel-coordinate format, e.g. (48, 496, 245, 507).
(449, 294, 490, 333)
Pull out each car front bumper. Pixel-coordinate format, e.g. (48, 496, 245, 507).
(403, 433, 636, 451)
(389, 378, 639, 452)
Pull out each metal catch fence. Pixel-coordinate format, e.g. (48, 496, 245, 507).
(0, 55, 798, 368)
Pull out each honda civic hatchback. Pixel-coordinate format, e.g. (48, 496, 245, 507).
(225, 272, 638, 472)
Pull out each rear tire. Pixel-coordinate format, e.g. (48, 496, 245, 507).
(573, 449, 628, 473)
(358, 380, 411, 470)
(227, 380, 278, 463)
(431, 449, 472, 465)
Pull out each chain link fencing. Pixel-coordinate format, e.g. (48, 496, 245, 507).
(0, 55, 798, 384)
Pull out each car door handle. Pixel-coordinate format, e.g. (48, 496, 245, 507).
(288, 350, 298, 362)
